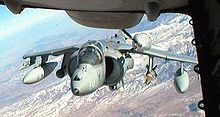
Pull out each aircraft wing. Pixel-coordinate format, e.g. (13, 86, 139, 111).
(129, 48, 198, 64)
(19, 45, 80, 70)
(23, 45, 79, 59)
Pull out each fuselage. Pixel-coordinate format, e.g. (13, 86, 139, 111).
(69, 37, 134, 96)
(70, 41, 105, 96)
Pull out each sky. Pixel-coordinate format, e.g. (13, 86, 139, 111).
(0, 5, 116, 41)
(0, 6, 71, 71)
(0, 5, 117, 72)
(0, 6, 65, 40)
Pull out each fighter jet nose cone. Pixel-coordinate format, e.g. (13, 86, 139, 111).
(72, 88, 80, 95)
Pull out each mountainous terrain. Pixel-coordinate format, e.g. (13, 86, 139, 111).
(0, 13, 204, 117)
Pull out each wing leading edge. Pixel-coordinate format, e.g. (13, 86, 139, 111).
(19, 45, 79, 71)
(130, 48, 198, 64)
(23, 45, 79, 59)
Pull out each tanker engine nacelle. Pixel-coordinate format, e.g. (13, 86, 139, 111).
(3, 0, 23, 14)
(132, 33, 152, 51)
(174, 68, 189, 93)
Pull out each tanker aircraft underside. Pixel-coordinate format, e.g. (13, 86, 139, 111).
(19, 30, 197, 96)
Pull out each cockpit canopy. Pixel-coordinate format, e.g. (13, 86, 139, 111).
(79, 46, 102, 66)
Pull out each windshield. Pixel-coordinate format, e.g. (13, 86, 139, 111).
(79, 46, 102, 66)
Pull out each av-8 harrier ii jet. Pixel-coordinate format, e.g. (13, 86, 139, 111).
(20, 30, 197, 96)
